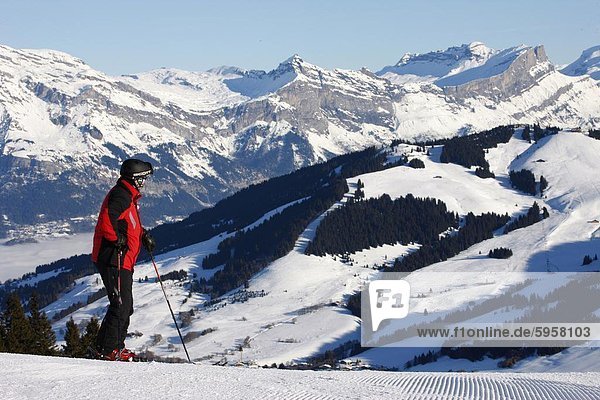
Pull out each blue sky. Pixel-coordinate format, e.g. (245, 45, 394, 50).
(1, 0, 598, 75)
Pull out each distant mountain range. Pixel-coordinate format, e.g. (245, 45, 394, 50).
(0, 42, 599, 238)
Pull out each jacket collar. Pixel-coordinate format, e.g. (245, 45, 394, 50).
(117, 178, 142, 201)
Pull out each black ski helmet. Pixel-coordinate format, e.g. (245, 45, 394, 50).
(120, 158, 153, 189)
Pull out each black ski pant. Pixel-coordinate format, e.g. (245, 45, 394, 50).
(95, 263, 133, 355)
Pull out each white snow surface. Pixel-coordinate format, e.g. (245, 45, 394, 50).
(561, 45, 600, 80)
(1, 353, 599, 400)
(123, 68, 249, 112)
(378, 42, 494, 83)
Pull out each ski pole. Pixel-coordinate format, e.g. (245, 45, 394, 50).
(149, 252, 192, 363)
(117, 251, 122, 305)
(117, 251, 122, 354)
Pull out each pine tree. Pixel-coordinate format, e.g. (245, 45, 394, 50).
(0, 323, 5, 352)
(539, 175, 548, 195)
(590, 129, 600, 140)
(3, 293, 33, 353)
(522, 125, 531, 142)
(533, 123, 544, 142)
(80, 317, 100, 354)
(28, 293, 57, 356)
(542, 207, 550, 219)
(63, 318, 83, 358)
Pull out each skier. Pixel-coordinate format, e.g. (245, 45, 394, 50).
(91, 158, 156, 361)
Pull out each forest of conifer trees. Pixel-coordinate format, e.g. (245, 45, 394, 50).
(0, 292, 99, 359)
(392, 212, 511, 272)
(306, 194, 458, 256)
(439, 126, 514, 168)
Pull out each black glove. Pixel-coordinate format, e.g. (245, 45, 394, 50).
(142, 230, 156, 253)
(115, 234, 127, 250)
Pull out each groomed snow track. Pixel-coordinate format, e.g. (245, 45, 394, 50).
(2, 354, 598, 400)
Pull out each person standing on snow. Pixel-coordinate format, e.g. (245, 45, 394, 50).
(91, 158, 157, 361)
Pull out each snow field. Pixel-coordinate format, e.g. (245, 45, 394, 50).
(1, 353, 599, 400)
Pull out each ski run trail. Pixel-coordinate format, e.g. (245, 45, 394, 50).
(1, 353, 599, 400)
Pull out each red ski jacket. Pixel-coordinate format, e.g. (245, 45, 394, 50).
(92, 178, 143, 271)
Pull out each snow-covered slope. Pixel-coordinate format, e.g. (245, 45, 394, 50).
(377, 42, 494, 84)
(561, 45, 600, 80)
(393, 70, 600, 141)
(348, 131, 600, 370)
(38, 130, 600, 373)
(2, 353, 599, 400)
(435, 45, 549, 87)
(122, 68, 248, 112)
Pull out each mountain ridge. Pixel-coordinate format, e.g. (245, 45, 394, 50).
(1, 42, 600, 238)
(377, 42, 495, 84)
(561, 45, 600, 80)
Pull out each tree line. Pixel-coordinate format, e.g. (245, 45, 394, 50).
(439, 125, 514, 177)
(0, 255, 96, 316)
(150, 146, 393, 256)
(306, 194, 458, 256)
(509, 169, 536, 195)
(200, 145, 411, 297)
(392, 212, 511, 272)
(0, 292, 98, 358)
(522, 124, 560, 143)
(204, 179, 348, 296)
(508, 169, 549, 196)
(489, 247, 513, 259)
(503, 202, 549, 234)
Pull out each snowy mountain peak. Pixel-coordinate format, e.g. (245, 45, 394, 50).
(0, 44, 95, 77)
(273, 54, 312, 76)
(435, 45, 554, 100)
(467, 41, 490, 55)
(396, 42, 493, 67)
(435, 44, 543, 86)
(281, 53, 304, 65)
(127, 67, 222, 89)
(561, 45, 600, 80)
(378, 42, 495, 84)
(206, 65, 246, 77)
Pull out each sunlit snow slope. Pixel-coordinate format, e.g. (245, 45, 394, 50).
(1, 353, 599, 400)
(46, 129, 600, 372)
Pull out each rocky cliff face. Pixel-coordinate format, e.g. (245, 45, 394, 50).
(440, 46, 554, 100)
